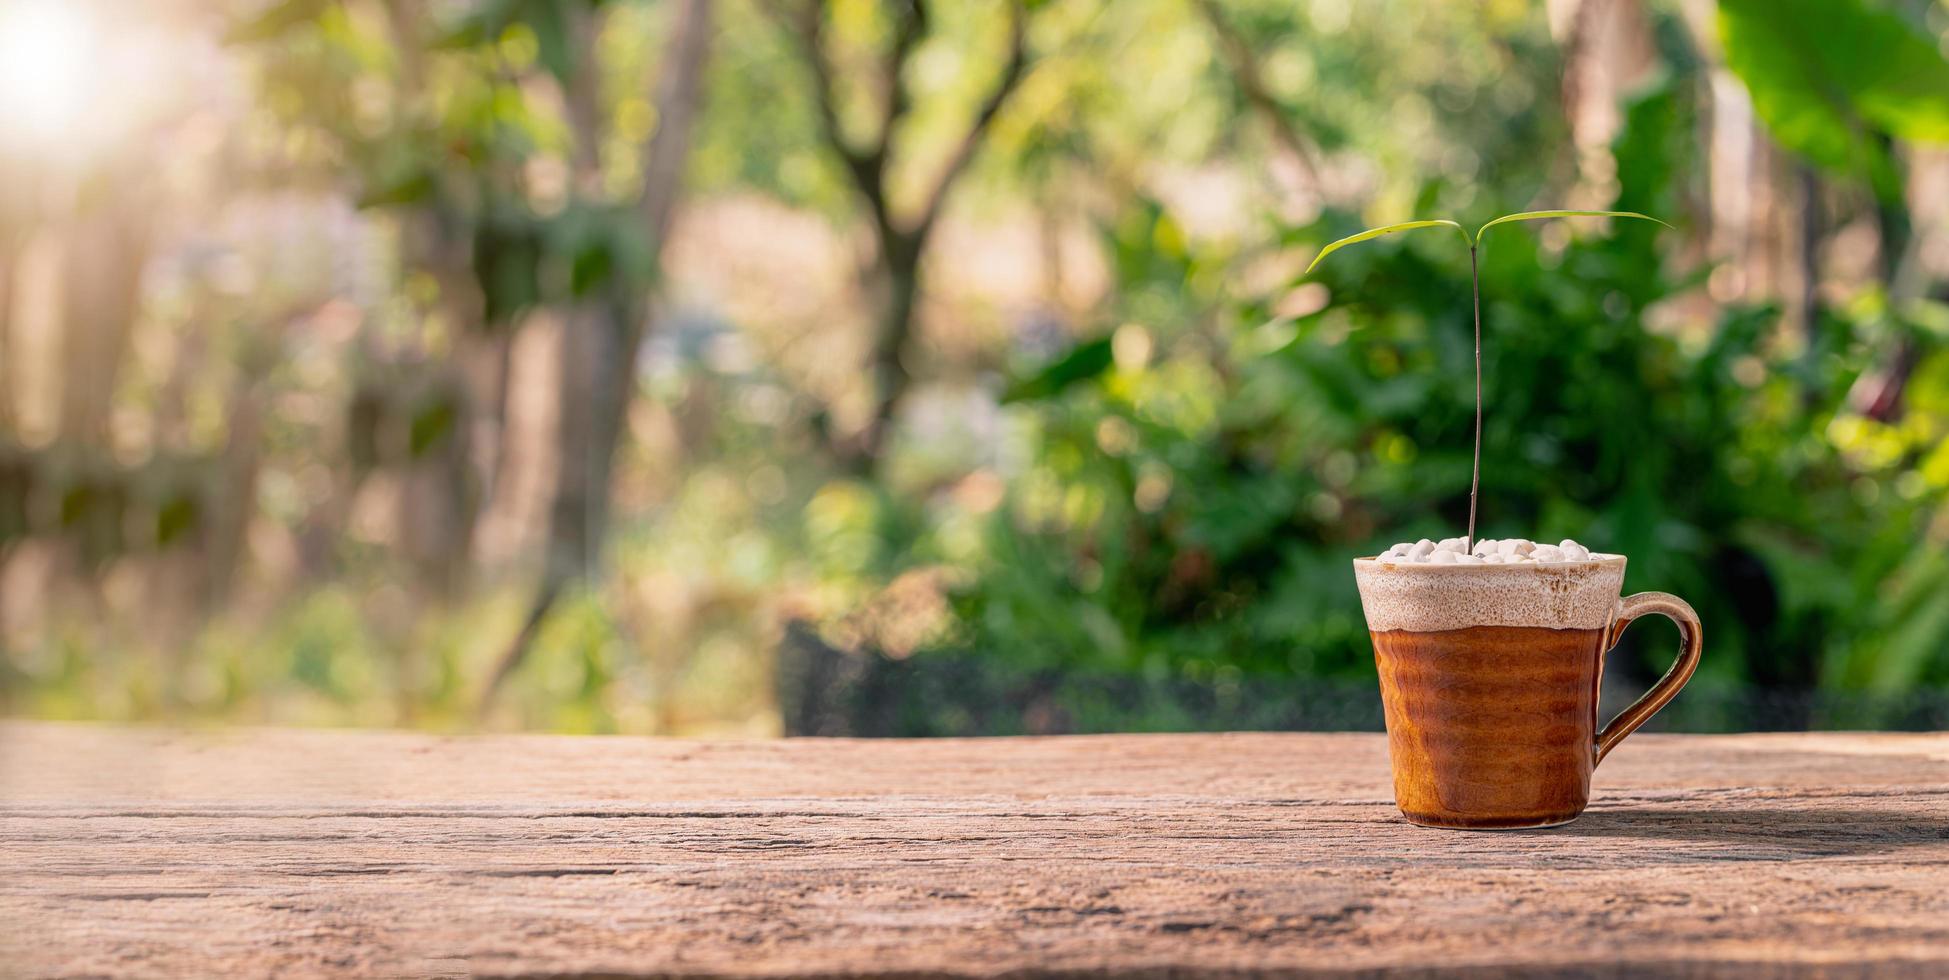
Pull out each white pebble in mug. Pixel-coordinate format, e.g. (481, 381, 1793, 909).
(1375, 537, 1611, 565)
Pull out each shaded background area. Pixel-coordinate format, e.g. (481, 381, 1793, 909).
(1, 0, 1947, 735)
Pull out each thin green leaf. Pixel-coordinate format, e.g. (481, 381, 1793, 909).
(1475, 210, 1671, 241)
(1304, 219, 1469, 275)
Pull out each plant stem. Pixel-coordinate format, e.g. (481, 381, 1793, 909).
(1467, 244, 1481, 553)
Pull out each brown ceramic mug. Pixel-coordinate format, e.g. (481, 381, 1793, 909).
(1352, 554, 1702, 829)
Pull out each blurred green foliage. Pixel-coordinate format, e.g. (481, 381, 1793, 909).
(925, 74, 1949, 728)
(5, 0, 1949, 734)
(1720, 0, 1949, 197)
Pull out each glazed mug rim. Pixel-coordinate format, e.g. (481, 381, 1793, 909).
(1351, 554, 1627, 571)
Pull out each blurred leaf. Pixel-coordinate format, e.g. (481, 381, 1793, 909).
(356, 168, 437, 209)
(434, 0, 522, 48)
(1305, 220, 1468, 275)
(571, 240, 614, 296)
(1719, 0, 1949, 180)
(1746, 535, 1854, 618)
(1001, 336, 1114, 403)
(1612, 82, 1687, 220)
(409, 396, 459, 456)
(1867, 549, 1949, 693)
(154, 490, 202, 548)
(523, 0, 576, 85)
(225, 0, 329, 44)
(547, 204, 655, 298)
(475, 214, 545, 325)
(435, 0, 574, 84)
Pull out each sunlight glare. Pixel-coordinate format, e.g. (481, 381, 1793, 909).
(0, 0, 98, 145)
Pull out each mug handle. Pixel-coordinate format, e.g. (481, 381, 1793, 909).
(1595, 591, 1703, 766)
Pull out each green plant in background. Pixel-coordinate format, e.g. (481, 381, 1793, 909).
(1302, 210, 1672, 547)
(933, 77, 1949, 731)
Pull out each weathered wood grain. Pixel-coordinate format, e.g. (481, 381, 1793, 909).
(3, 722, 1947, 978)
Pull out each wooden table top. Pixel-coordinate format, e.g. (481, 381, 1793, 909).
(3, 722, 1946, 978)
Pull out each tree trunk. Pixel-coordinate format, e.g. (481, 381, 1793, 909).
(386, 0, 501, 594)
(1856, 138, 1921, 423)
(484, 0, 714, 708)
(849, 239, 923, 474)
(767, 2, 1031, 474)
(0, 244, 15, 433)
(1190, 0, 1324, 194)
(57, 197, 148, 447)
(540, 299, 640, 586)
(203, 366, 269, 610)
(1794, 164, 1823, 400)
(482, 328, 517, 507)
